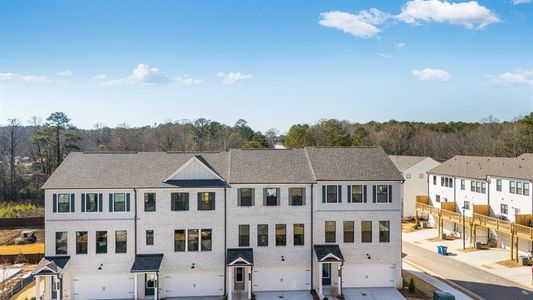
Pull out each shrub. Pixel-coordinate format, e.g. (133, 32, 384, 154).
(408, 277, 416, 293)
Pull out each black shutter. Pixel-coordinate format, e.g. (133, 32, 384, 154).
(185, 193, 190, 210)
(363, 185, 368, 203)
(302, 188, 306, 206)
(98, 193, 103, 212)
(372, 185, 377, 203)
(81, 194, 86, 212)
(338, 185, 342, 203)
(276, 188, 280, 206)
(109, 193, 113, 212)
(347, 185, 352, 203)
(126, 193, 131, 211)
(53, 194, 57, 213)
(388, 185, 393, 203)
(171, 193, 176, 211)
(237, 189, 242, 206)
(322, 185, 326, 203)
(70, 194, 75, 212)
(211, 192, 215, 210)
(197, 192, 201, 210)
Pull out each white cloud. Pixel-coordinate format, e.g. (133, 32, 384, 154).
(395, 42, 406, 48)
(512, 0, 531, 4)
(175, 75, 202, 85)
(93, 74, 107, 80)
(0, 72, 54, 83)
(55, 69, 73, 77)
(318, 9, 390, 38)
(397, 0, 500, 29)
(412, 68, 452, 81)
(216, 72, 253, 85)
(486, 69, 533, 86)
(377, 52, 392, 58)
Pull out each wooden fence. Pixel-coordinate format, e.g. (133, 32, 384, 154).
(0, 217, 44, 229)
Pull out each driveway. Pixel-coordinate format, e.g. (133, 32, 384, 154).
(255, 290, 312, 300)
(342, 288, 405, 300)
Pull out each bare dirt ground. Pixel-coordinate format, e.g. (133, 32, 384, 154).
(399, 269, 437, 299)
(0, 228, 45, 246)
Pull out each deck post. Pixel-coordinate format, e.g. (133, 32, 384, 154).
(510, 232, 514, 260)
(35, 275, 40, 300)
(515, 236, 519, 262)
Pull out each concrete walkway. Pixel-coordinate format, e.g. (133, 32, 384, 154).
(404, 228, 533, 288)
(404, 261, 472, 300)
(343, 288, 405, 300)
(255, 290, 311, 300)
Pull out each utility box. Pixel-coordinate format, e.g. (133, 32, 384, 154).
(433, 291, 455, 300)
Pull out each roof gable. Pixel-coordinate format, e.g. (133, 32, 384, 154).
(164, 156, 224, 182)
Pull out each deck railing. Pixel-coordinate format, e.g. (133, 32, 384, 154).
(416, 202, 439, 216)
(515, 223, 533, 240)
(472, 213, 512, 234)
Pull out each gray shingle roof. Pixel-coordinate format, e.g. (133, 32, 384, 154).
(305, 147, 404, 181)
(428, 155, 533, 181)
(226, 248, 253, 265)
(228, 149, 315, 183)
(388, 155, 430, 172)
(313, 244, 344, 261)
(42, 147, 404, 189)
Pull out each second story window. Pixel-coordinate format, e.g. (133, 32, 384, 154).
(289, 188, 304, 206)
(325, 221, 336, 243)
(55, 232, 67, 255)
(343, 221, 354, 243)
(115, 230, 127, 253)
(351, 185, 364, 203)
(257, 224, 268, 246)
(294, 224, 304, 246)
(113, 193, 126, 212)
(198, 192, 215, 210)
(146, 230, 154, 246)
(239, 225, 250, 247)
(201, 229, 212, 251)
(276, 224, 286, 246)
(188, 229, 199, 251)
(326, 185, 338, 203)
(174, 230, 185, 252)
(379, 221, 390, 243)
(264, 188, 279, 206)
(84, 193, 99, 212)
(496, 179, 502, 191)
(460, 180, 465, 190)
(238, 188, 254, 207)
(57, 193, 71, 213)
(433, 176, 437, 185)
(96, 231, 107, 254)
(510, 181, 516, 194)
(171, 192, 189, 211)
(376, 185, 389, 203)
(361, 221, 372, 243)
(76, 231, 88, 254)
(144, 193, 156, 212)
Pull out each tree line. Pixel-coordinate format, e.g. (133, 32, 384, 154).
(0, 112, 532, 203)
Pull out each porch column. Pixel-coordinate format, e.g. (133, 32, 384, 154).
(228, 267, 233, 300)
(154, 272, 159, 300)
(318, 262, 323, 296)
(247, 266, 252, 300)
(56, 275, 62, 300)
(337, 264, 341, 295)
(35, 276, 40, 300)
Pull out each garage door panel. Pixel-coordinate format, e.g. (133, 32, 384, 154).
(342, 264, 394, 288)
(73, 274, 133, 300)
(253, 267, 310, 292)
(164, 272, 223, 297)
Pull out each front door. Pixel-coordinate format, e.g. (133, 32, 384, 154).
(145, 273, 155, 296)
(51, 277, 57, 299)
(322, 263, 331, 286)
(234, 267, 245, 290)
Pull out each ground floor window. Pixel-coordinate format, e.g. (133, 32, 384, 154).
(201, 229, 212, 251)
(188, 229, 199, 251)
(174, 230, 185, 251)
(379, 221, 390, 243)
(293, 224, 304, 246)
(115, 230, 127, 253)
(344, 221, 354, 243)
(76, 231, 88, 254)
(276, 224, 286, 246)
(325, 221, 336, 243)
(361, 221, 372, 243)
(96, 231, 107, 254)
(239, 225, 250, 247)
(501, 204, 509, 215)
(257, 224, 268, 246)
(146, 230, 154, 246)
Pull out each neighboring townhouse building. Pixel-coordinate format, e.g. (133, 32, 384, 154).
(33, 147, 404, 300)
(389, 155, 440, 220)
(427, 154, 533, 253)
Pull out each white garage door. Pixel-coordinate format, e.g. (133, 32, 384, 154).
(163, 271, 223, 297)
(253, 267, 310, 292)
(72, 274, 133, 300)
(342, 264, 395, 288)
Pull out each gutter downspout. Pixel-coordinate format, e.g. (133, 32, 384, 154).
(310, 183, 314, 291)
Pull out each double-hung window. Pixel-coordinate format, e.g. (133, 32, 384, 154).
(239, 225, 250, 247)
(433, 176, 437, 185)
(174, 230, 185, 252)
(85, 193, 98, 212)
(379, 221, 390, 243)
(289, 188, 304, 206)
(376, 185, 389, 203)
(475, 182, 481, 193)
(325, 221, 336, 243)
(146, 230, 154, 246)
(238, 188, 254, 206)
(343, 221, 354, 243)
(265, 188, 279, 206)
(293, 224, 304, 246)
(188, 229, 199, 251)
(510, 181, 516, 194)
(525, 183, 530, 196)
(144, 193, 156, 212)
(496, 179, 502, 192)
(171, 192, 189, 211)
(115, 230, 127, 253)
(113, 193, 126, 212)
(470, 181, 475, 192)
(501, 204, 509, 215)
(76, 231, 88, 254)
(257, 224, 268, 246)
(276, 224, 286, 246)
(351, 185, 363, 203)
(198, 192, 215, 210)
(57, 194, 71, 213)
(326, 185, 338, 203)
(464, 201, 470, 210)
(460, 180, 465, 190)
(55, 232, 67, 255)
(201, 229, 212, 251)
(517, 182, 523, 195)
(361, 221, 372, 243)
(96, 231, 107, 254)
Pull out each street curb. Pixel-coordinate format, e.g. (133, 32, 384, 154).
(404, 259, 483, 300)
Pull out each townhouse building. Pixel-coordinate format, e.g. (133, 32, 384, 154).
(426, 154, 533, 254)
(32, 147, 404, 300)
(389, 155, 440, 220)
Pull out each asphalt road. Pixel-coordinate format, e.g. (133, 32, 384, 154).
(403, 241, 533, 300)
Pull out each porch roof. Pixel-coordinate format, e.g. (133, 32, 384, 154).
(32, 256, 70, 276)
(226, 248, 253, 266)
(314, 244, 344, 262)
(130, 254, 164, 273)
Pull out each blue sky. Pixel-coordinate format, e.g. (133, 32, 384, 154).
(0, 0, 532, 132)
